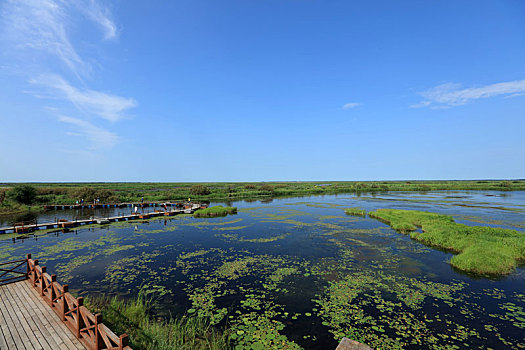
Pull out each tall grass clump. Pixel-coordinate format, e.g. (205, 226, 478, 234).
(368, 209, 525, 275)
(194, 206, 237, 218)
(86, 292, 231, 350)
(344, 207, 367, 216)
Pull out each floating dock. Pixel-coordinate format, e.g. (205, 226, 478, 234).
(42, 201, 187, 211)
(0, 204, 203, 235)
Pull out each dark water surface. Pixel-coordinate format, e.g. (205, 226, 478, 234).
(1, 191, 524, 349)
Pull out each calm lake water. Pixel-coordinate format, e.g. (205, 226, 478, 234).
(1, 191, 524, 349)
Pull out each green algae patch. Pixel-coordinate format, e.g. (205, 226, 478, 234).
(216, 257, 259, 280)
(314, 270, 470, 349)
(194, 206, 237, 218)
(217, 232, 290, 243)
(368, 209, 525, 275)
(179, 249, 217, 260)
(344, 208, 367, 217)
(185, 218, 243, 227)
(216, 225, 248, 231)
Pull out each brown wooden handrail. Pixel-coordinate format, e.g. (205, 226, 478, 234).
(3, 254, 132, 350)
(0, 258, 28, 285)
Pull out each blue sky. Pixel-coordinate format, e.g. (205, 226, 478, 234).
(1, 0, 524, 182)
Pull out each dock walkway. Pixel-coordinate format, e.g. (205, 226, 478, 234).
(0, 255, 130, 350)
(0, 204, 202, 234)
(0, 280, 86, 350)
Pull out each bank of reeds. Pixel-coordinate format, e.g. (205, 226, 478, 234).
(194, 206, 237, 218)
(3, 180, 525, 217)
(368, 209, 525, 275)
(86, 292, 231, 350)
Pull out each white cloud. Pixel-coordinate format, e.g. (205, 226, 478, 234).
(2, 0, 87, 76)
(2, 0, 132, 151)
(1, 0, 118, 76)
(342, 102, 361, 110)
(59, 116, 118, 149)
(75, 0, 117, 40)
(31, 73, 137, 122)
(413, 79, 525, 108)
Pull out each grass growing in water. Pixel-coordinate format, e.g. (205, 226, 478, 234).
(86, 292, 231, 350)
(344, 208, 367, 217)
(368, 209, 525, 275)
(194, 206, 237, 218)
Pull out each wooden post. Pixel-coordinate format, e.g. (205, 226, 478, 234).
(76, 297, 84, 339)
(26, 254, 31, 279)
(32, 260, 39, 286)
(120, 334, 129, 349)
(95, 313, 102, 350)
(62, 285, 68, 321)
(49, 274, 56, 306)
(40, 266, 46, 296)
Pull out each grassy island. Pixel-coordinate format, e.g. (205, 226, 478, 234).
(193, 206, 237, 218)
(363, 209, 525, 275)
(344, 207, 367, 216)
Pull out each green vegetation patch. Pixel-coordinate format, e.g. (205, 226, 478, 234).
(217, 232, 290, 243)
(314, 270, 470, 349)
(86, 291, 231, 350)
(368, 209, 525, 275)
(344, 208, 367, 217)
(194, 206, 238, 218)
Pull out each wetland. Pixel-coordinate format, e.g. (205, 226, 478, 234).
(1, 190, 525, 349)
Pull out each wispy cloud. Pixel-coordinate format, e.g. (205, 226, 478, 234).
(2, 0, 87, 76)
(31, 74, 137, 122)
(412, 79, 525, 108)
(1, 0, 117, 76)
(75, 0, 117, 40)
(59, 116, 118, 149)
(342, 102, 361, 110)
(1, 0, 130, 152)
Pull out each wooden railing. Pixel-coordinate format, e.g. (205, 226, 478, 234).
(0, 258, 28, 285)
(4, 254, 131, 350)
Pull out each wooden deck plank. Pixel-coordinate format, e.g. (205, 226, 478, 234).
(0, 321, 8, 350)
(10, 281, 65, 350)
(23, 281, 86, 350)
(18, 281, 81, 350)
(18, 281, 86, 350)
(0, 281, 87, 350)
(0, 284, 27, 350)
(16, 288, 63, 350)
(16, 282, 67, 349)
(0, 287, 18, 350)
(5, 282, 54, 350)
(3, 283, 42, 349)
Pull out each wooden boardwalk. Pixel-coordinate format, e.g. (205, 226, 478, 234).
(0, 255, 130, 350)
(0, 280, 86, 350)
(0, 203, 203, 234)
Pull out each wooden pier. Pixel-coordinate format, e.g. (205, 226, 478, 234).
(0, 280, 86, 349)
(0, 255, 131, 350)
(42, 201, 194, 211)
(0, 203, 203, 235)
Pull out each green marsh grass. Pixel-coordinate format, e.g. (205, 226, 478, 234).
(86, 291, 231, 350)
(368, 209, 525, 275)
(193, 206, 237, 218)
(2, 180, 525, 216)
(344, 208, 367, 217)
